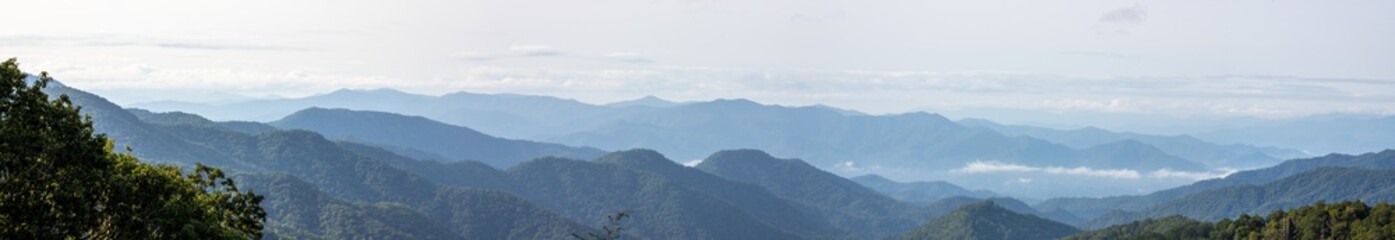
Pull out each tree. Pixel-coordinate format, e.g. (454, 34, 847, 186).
(572, 210, 630, 240)
(0, 58, 265, 239)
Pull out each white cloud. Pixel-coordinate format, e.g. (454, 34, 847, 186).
(1149, 168, 1237, 181)
(953, 160, 1141, 179)
(1100, 4, 1147, 24)
(30, 61, 398, 102)
(682, 159, 703, 167)
(452, 45, 565, 62)
(956, 161, 1038, 173)
(508, 45, 561, 57)
(26, 59, 1395, 118)
(605, 52, 652, 63)
(833, 161, 864, 172)
(1044, 166, 1142, 179)
(451, 51, 496, 61)
(832, 161, 889, 175)
(605, 52, 640, 58)
(952, 160, 1241, 181)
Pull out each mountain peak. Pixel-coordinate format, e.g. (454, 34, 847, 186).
(325, 88, 412, 97)
(596, 149, 679, 169)
(700, 98, 762, 108)
(279, 107, 389, 123)
(809, 104, 867, 116)
(891, 111, 953, 123)
(703, 149, 781, 164)
(606, 95, 679, 108)
(957, 200, 1004, 212)
(851, 174, 893, 183)
(902, 200, 1078, 240)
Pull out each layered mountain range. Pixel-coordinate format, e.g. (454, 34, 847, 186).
(40, 82, 1395, 239)
(131, 88, 1337, 198)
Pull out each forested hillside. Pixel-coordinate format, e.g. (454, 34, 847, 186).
(957, 118, 1306, 169)
(16, 58, 1394, 239)
(1067, 201, 1395, 239)
(1038, 150, 1395, 219)
(697, 149, 934, 238)
(40, 77, 591, 239)
(44, 79, 958, 239)
(1084, 167, 1395, 228)
(851, 174, 998, 204)
(271, 107, 605, 167)
(900, 202, 1078, 240)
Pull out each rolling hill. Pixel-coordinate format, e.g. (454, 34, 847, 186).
(1037, 150, 1395, 220)
(270, 107, 605, 167)
(900, 201, 1078, 240)
(851, 174, 998, 204)
(957, 118, 1306, 169)
(46, 83, 594, 239)
(1083, 167, 1395, 229)
(696, 149, 933, 238)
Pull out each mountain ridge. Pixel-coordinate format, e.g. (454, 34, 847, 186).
(270, 107, 605, 167)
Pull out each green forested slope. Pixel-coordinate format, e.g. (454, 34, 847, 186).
(48, 83, 591, 239)
(1084, 167, 1395, 229)
(1068, 201, 1395, 239)
(508, 156, 802, 239)
(697, 149, 933, 239)
(1038, 150, 1395, 219)
(271, 107, 605, 167)
(900, 202, 1078, 240)
(596, 149, 841, 237)
(851, 174, 997, 204)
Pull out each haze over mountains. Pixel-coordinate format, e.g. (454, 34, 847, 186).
(270, 107, 605, 167)
(9, 0, 1393, 237)
(31, 79, 1395, 239)
(125, 88, 1395, 198)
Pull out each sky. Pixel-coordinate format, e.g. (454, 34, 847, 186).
(4, 0, 1394, 120)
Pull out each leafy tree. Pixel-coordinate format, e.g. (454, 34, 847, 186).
(573, 210, 630, 240)
(0, 58, 264, 239)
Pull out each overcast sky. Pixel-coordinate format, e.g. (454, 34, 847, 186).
(3, 0, 1393, 118)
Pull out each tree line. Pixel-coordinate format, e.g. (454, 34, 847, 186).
(1068, 200, 1395, 240)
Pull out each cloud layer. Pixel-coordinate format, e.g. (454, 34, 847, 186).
(1100, 4, 1147, 24)
(28, 60, 1395, 118)
(4, 0, 1393, 121)
(952, 160, 1235, 181)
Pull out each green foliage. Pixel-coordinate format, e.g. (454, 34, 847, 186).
(1070, 201, 1395, 239)
(0, 58, 264, 239)
(1212, 201, 1395, 240)
(572, 210, 629, 240)
(1063, 216, 1213, 240)
(900, 201, 1079, 240)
